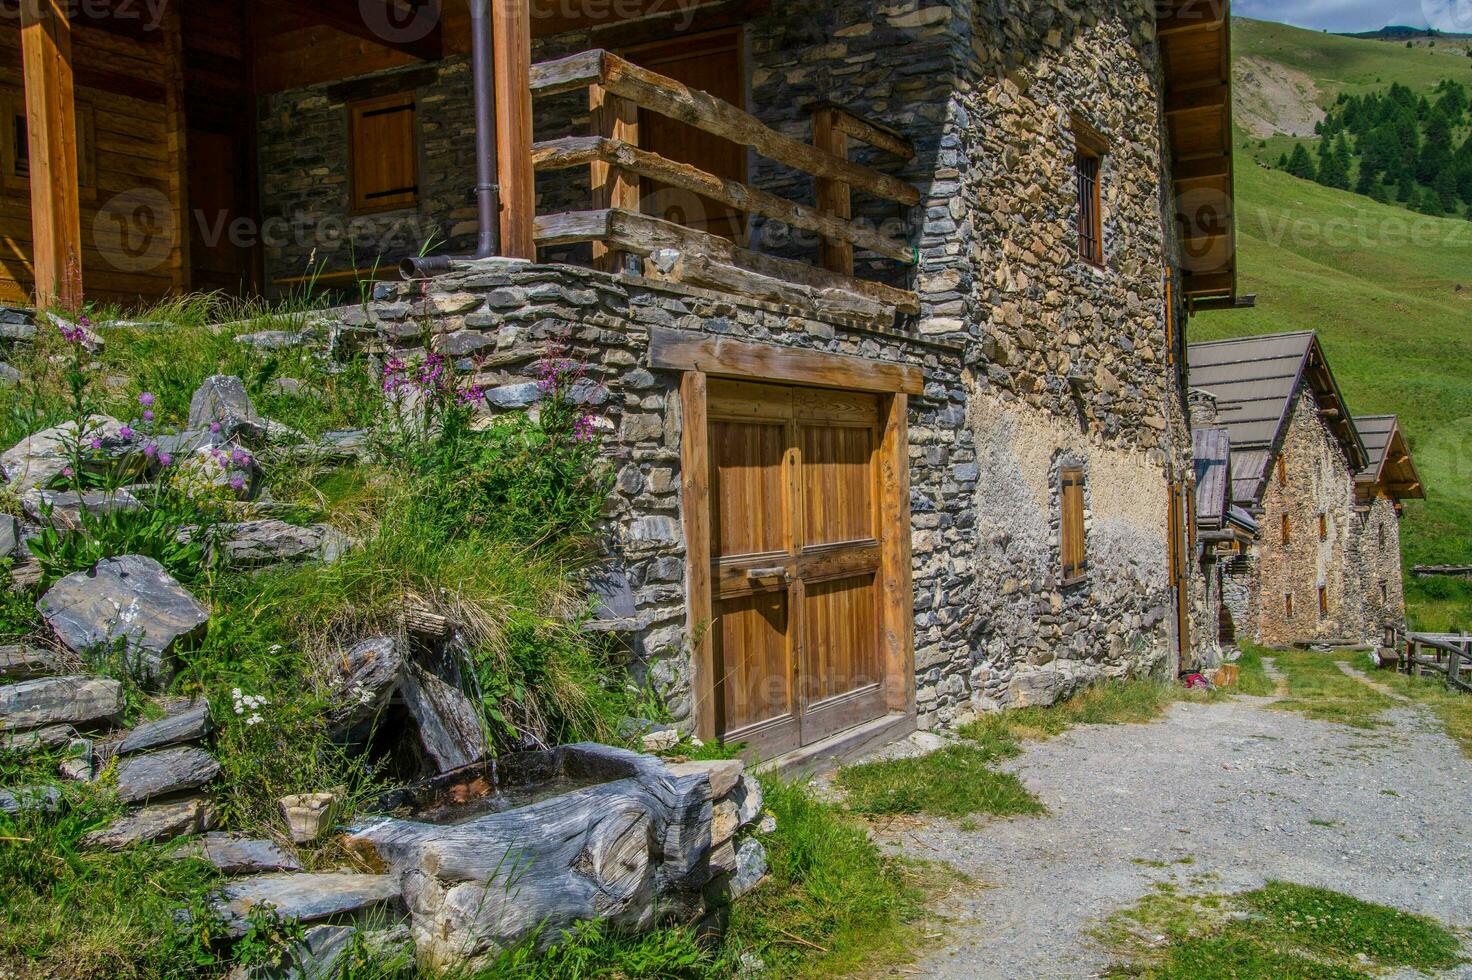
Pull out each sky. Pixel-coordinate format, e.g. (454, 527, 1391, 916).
(1236, 0, 1472, 33)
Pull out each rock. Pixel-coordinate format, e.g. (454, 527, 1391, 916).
(38, 556, 210, 687)
(400, 662, 487, 773)
(640, 729, 680, 753)
(708, 838, 737, 875)
(711, 799, 739, 846)
(0, 310, 36, 342)
(113, 746, 221, 803)
(667, 759, 745, 799)
(327, 637, 403, 740)
(172, 442, 260, 501)
(730, 775, 764, 829)
(98, 320, 172, 332)
(235, 330, 312, 351)
(0, 675, 122, 731)
(151, 428, 225, 458)
(118, 701, 211, 755)
(212, 873, 403, 938)
(279, 792, 340, 844)
(44, 312, 104, 353)
(59, 738, 94, 781)
(270, 378, 306, 396)
(0, 784, 62, 815)
(320, 429, 370, 457)
(217, 520, 352, 569)
(0, 512, 18, 556)
(0, 644, 61, 679)
(0, 362, 19, 386)
(1, 415, 129, 492)
(729, 838, 769, 899)
(22, 488, 143, 531)
(232, 923, 359, 980)
(188, 375, 261, 439)
(1008, 663, 1106, 708)
(1, 724, 75, 754)
(82, 798, 214, 849)
(179, 832, 303, 874)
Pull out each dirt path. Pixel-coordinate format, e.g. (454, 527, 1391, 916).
(1337, 660, 1411, 701)
(1262, 655, 1291, 697)
(873, 696, 1472, 978)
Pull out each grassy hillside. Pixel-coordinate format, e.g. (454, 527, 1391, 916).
(1235, 17, 1472, 99)
(1192, 160, 1472, 628)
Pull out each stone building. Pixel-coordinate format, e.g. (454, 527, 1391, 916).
(1187, 332, 1419, 648)
(1350, 415, 1424, 637)
(4, 0, 1242, 759)
(1190, 391, 1258, 663)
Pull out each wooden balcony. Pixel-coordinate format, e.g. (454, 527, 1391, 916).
(508, 47, 922, 321)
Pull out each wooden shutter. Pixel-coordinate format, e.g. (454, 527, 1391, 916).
(1318, 513, 1327, 541)
(350, 94, 419, 214)
(1276, 455, 1287, 486)
(1281, 514, 1290, 545)
(1318, 586, 1328, 618)
(1061, 467, 1087, 583)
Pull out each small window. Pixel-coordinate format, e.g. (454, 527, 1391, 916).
(349, 93, 419, 214)
(1318, 513, 1327, 541)
(1284, 593, 1294, 618)
(1061, 467, 1087, 583)
(1281, 514, 1291, 545)
(1071, 116, 1108, 266)
(1318, 586, 1329, 618)
(1379, 580, 1389, 602)
(0, 89, 97, 199)
(1379, 523, 1387, 549)
(1277, 455, 1287, 486)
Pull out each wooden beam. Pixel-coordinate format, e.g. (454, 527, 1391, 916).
(493, 0, 536, 259)
(878, 392, 915, 716)
(811, 102, 915, 160)
(680, 370, 714, 742)
(1173, 154, 1230, 182)
(588, 87, 639, 272)
(529, 50, 922, 206)
(533, 136, 914, 263)
(1184, 269, 1234, 296)
(20, 0, 82, 310)
(1190, 294, 1255, 311)
(278, 0, 443, 62)
(533, 207, 921, 313)
(1166, 82, 1229, 115)
(1157, 0, 1226, 36)
(812, 108, 854, 275)
(643, 250, 891, 324)
(649, 327, 925, 394)
(163, 0, 188, 293)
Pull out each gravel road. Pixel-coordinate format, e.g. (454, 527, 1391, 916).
(867, 690, 1472, 978)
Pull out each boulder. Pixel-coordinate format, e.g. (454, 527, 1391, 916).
(729, 774, 764, 829)
(179, 832, 303, 875)
(188, 375, 261, 439)
(1007, 662, 1106, 709)
(211, 873, 403, 938)
(0, 363, 18, 386)
(82, 798, 214, 849)
(640, 729, 679, 753)
(235, 329, 312, 351)
(22, 488, 143, 531)
(0, 644, 61, 680)
(327, 637, 403, 740)
(1, 415, 129, 492)
(113, 745, 221, 803)
(118, 701, 211, 755)
(0, 308, 36, 342)
(400, 662, 487, 773)
(217, 520, 352, 569)
(38, 556, 210, 687)
(0, 784, 62, 816)
(0, 675, 122, 731)
(232, 923, 359, 980)
(278, 793, 339, 845)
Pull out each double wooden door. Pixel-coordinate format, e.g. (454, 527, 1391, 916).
(706, 380, 887, 757)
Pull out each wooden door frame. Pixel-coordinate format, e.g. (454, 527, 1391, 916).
(654, 328, 921, 744)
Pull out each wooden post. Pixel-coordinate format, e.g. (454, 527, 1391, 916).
(1448, 641, 1462, 691)
(879, 392, 915, 716)
(589, 84, 638, 273)
(492, 0, 536, 259)
(20, 0, 82, 310)
(163, 0, 189, 293)
(812, 107, 853, 276)
(680, 371, 714, 742)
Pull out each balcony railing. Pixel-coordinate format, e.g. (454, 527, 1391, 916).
(526, 49, 922, 321)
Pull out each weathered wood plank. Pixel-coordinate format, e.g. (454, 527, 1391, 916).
(20, 0, 82, 308)
(529, 49, 921, 206)
(811, 108, 854, 275)
(648, 327, 924, 395)
(815, 103, 915, 160)
(493, 0, 536, 258)
(589, 86, 639, 272)
(643, 250, 890, 324)
(879, 392, 915, 715)
(533, 135, 913, 263)
(680, 371, 714, 742)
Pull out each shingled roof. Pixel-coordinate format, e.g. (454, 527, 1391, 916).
(1187, 331, 1367, 507)
(1355, 415, 1425, 500)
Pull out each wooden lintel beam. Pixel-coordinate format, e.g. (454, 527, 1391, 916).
(649, 326, 924, 394)
(20, 0, 82, 310)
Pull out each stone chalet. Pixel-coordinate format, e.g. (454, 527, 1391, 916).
(1188, 332, 1423, 650)
(10, 0, 1241, 761)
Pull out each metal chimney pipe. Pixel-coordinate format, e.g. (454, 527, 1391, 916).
(402, 0, 500, 279)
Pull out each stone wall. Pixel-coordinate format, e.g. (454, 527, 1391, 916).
(1348, 495, 1407, 640)
(1255, 389, 1360, 646)
(1221, 552, 1257, 645)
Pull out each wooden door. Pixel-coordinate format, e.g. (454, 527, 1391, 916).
(706, 380, 887, 757)
(187, 126, 257, 295)
(622, 31, 746, 242)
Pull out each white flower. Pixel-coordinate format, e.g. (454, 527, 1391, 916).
(246, 713, 263, 726)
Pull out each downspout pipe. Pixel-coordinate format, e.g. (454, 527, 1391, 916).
(402, 0, 500, 280)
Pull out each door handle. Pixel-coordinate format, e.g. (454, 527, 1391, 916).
(746, 567, 790, 586)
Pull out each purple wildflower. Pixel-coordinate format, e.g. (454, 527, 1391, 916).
(57, 322, 85, 344)
(138, 392, 155, 407)
(61, 466, 74, 478)
(89, 438, 102, 451)
(229, 476, 246, 491)
(143, 443, 158, 459)
(118, 426, 134, 440)
(209, 421, 221, 434)
(157, 452, 173, 468)
(142, 409, 154, 423)
(572, 413, 598, 444)
(79, 314, 91, 328)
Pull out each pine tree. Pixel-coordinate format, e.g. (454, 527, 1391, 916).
(1278, 152, 1289, 168)
(1334, 133, 1352, 171)
(1369, 178, 1392, 204)
(1397, 173, 1416, 201)
(1316, 142, 1351, 190)
(1418, 141, 1451, 185)
(1286, 143, 1317, 181)
(1435, 168, 1460, 211)
(1355, 162, 1378, 195)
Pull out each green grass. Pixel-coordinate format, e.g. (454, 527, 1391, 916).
(1250, 646, 1395, 728)
(1194, 159, 1472, 630)
(1100, 880, 1464, 979)
(961, 679, 1191, 751)
(1235, 18, 1472, 102)
(1232, 646, 1277, 696)
(836, 743, 1044, 819)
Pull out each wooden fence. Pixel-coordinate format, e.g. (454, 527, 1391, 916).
(1384, 627, 1472, 693)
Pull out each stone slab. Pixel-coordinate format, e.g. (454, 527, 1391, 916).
(0, 675, 122, 731)
(180, 832, 303, 875)
(213, 873, 403, 938)
(113, 745, 221, 804)
(82, 798, 214, 850)
(118, 702, 211, 755)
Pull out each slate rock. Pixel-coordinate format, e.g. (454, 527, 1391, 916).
(1, 415, 129, 492)
(235, 330, 312, 351)
(0, 310, 36, 341)
(0, 675, 122, 731)
(217, 520, 352, 569)
(0, 724, 75, 754)
(327, 637, 403, 740)
(212, 873, 403, 938)
(0, 784, 61, 815)
(22, 488, 143, 531)
(235, 923, 360, 980)
(0, 362, 19, 386)
(400, 661, 487, 773)
(667, 759, 745, 799)
(180, 832, 303, 874)
(113, 745, 221, 803)
(0, 512, 18, 556)
(730, 774, 764, 829)
(119, 701, 211, 755)
(44, 312, 104, 352)
(82, 798, 214, 849)
(38, 556, 210, 687)
(482, 382, 541, 409)
(0, 644, 61, 680)
(729, 838, 769, 900)
(59, 738, 94, 781)
(189, 375, 259, 436)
